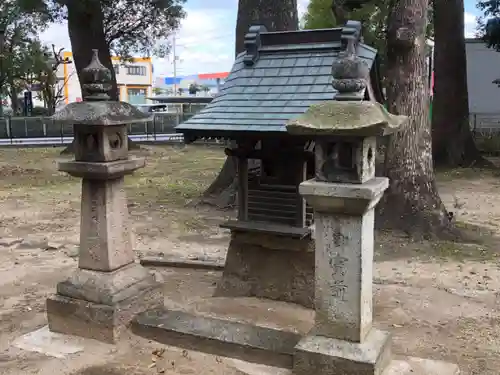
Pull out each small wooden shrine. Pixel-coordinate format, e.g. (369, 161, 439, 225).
(177, 20, 381, 235)
(176, 20, 384, 307)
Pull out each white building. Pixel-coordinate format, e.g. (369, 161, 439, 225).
(58, 52, 153, 105)
(465, 39, 500, 115)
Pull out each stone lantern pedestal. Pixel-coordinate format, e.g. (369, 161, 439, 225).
(295, 178, 391, 375)
(45, 50, 163, 343)
(286, 99, 460, 375)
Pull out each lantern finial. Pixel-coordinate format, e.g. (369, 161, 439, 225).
(81, 49, 112, 101)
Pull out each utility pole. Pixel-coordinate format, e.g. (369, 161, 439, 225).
(173, 33, 177, 96)
(0, 27, 5, 118)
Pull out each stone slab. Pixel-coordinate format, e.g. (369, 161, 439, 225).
(293, 329, 392, 375)
(220, 221, 311, 239)
(140, 256, 225, 271)
(160, 295, 314, 335)
(384, 357, 460, 375)
(299, 177, 388, 215)
(12, 325, 84, 359)
(132, 306, 459, 375)
(58, 156, 145, 179)
(227, 356, 460, 375)
(227, 359, 292, 375)
(132, 308, 301, 369)
(57, 262, 157, 305)
(47, 282, 163, 344)
(214, 232, 314, 308)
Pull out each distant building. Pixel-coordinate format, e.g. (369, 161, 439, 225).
(58, 52, 153, 105)
(465, 39, 500, 115)
(154, 71, 229, 95)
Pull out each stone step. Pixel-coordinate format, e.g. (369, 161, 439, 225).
(131, 307, 301, 369)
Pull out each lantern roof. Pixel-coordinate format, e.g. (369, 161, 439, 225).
(286, 101, 407, 137)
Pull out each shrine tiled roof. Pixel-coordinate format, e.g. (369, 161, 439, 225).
(176, 21, 377, 137)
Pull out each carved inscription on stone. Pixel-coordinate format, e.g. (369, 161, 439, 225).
(329, 253, 348, 301)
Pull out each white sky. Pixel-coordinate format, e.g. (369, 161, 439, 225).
(39, 0, 480, 79)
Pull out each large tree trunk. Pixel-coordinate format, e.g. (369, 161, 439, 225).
(201, 0, 298, 207)
(378, 0, 456, 239)
(235, 0, 298, 54)
(8, 84, 19, 114)
(67, 1, 118, 100)
(431, 0, 488, 167)
(61, 0, 138, 155)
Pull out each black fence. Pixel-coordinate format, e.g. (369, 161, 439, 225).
(469, 113, 500, 154)
(0, 112, 195, 140)
(4, 111, 499, 151)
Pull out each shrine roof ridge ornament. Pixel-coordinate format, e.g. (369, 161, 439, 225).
(51, 49, 152, 126)
(242, 22, 366, 67)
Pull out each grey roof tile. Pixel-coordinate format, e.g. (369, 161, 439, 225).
(177, 21, 377, 135)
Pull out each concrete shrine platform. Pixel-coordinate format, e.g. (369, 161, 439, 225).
(132, 294, 459, 375)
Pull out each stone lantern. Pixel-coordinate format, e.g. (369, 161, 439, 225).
(286, 100, 407, 374)
(46, 50, 163, 343)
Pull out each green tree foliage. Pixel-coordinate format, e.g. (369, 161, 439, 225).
(30, 44, 72, 115)
(302, 0, 433, 81)
(301, 0, 336, 29)
(152, 87, 164, 95)
(100, 0, 186, 58)
(303, 1, 387, 45)
(302, 0, 389, 80)
(0, 0, 54, 112)
(477, 1, 500, 50)
(22, 0, 186, 59)
(188, 83, 200, 95)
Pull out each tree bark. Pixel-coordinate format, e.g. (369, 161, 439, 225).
(235, 0, 298, 54)
(60, 0, 138, 155)
(201, 0, 298, 207)
(8, 86, 18, 114)
(431, 0, 488, 167)
(379, 0, 456, 239)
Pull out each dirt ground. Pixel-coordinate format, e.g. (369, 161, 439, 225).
(0, 145, 500, 375)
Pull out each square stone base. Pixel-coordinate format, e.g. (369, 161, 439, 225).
(47, 284, 163, 344)
(214, 231, 315, 308)
(46, 264, 164, 344)
(293, 329, 392, 375)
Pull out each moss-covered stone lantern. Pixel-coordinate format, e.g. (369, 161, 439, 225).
(287, 101, 405, 184)
(286, 100, 407, 374)
(46, 50, 163, 344)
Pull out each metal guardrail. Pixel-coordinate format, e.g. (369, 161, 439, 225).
(0, 133, 186, 147)
(470, 112, 500, 134)
(0, 112, 201, 147)
(0, 112, 189, 139)
(2, 111, 499, 148)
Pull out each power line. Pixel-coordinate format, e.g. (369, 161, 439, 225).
(176, 34, 234, 48)
(173, 27, 230, 41)
(173, 33, 177, 94)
